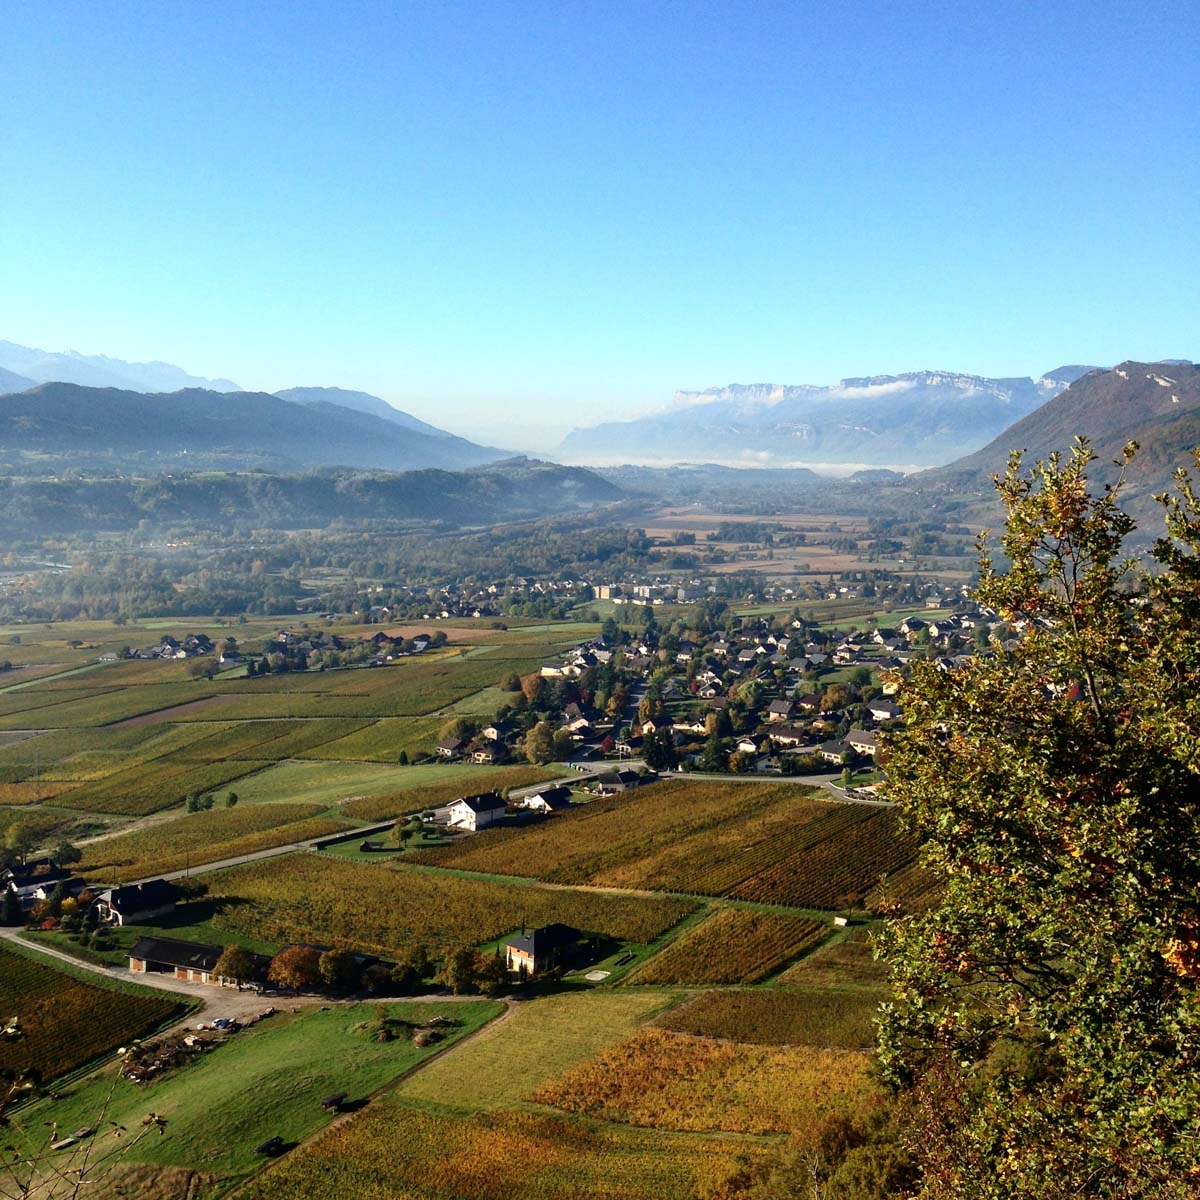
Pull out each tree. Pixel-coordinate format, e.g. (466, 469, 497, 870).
(551, 727, 575, 761)
(213, 944, 258, 987)
(643, 728, 677, 771)
(44, 880, 68, 918)
(318, 947, 361, 992)
(477, 952, 509, 997)
(876, 441, 1200, 1197)
(501, 670, 522, 692)
(523, 721, 555, 765)
(225, 791, 239, 808)
(267, 945, 321, 991)
(1, 889, 22, 926)
(439, 944, 480, 995)
(4, 822, 37, 867)
(53, 841, 82, 866)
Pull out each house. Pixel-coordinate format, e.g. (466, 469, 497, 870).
(769, 724, 811, 748)
(521, 785, 573, 813)
(4, 861, 74, 906)
(470, 741, 502, 764)
(736, 737, 759, 754)
(592, 769, 643, 794)
(504, 923, 581, 976)
(817, 739, 851, 764)
(32, 877, 88, 904)
(95, 879, 178, 926)
(868, 698, 900, 722)
(765, 698, 796, 723)
(447, 791, 507, 831)
(847, 728, 878, 756)
(437, 736, 465, 760)
(128, 935, 270, 986)
(794, 693, 822, 712)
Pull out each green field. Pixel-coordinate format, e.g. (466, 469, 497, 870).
(4, 999, 502, 1196)
(397, 989, 673, 1110)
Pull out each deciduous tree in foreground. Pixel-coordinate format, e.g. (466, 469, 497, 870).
(877, 440, 1200, 1197)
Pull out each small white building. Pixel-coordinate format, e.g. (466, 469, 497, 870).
(521, 785, 573, 813)
(447, 791, 507, 832)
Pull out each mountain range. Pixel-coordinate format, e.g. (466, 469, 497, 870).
(0, 382, 506, 474)
(0, 340, 470, 455)
(0, 339, 241, 393)
(558, 369, 1097, 468)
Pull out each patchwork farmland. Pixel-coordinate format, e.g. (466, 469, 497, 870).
(0, 611, 920, 1198)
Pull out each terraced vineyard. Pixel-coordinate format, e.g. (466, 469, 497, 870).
(656, 983, 887, 1049)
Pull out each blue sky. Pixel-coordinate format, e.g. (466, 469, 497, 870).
(1, 1, 1196, 447)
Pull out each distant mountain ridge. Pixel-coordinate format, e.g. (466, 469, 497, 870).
(559, 368, 1096, 468)
(0, 339, 241, 393)
(923, 361, 1200, 524)
(0, 366, 34, 393)
(0, 339, 480, 448)
(0, 382, 506, 474)
(275, 386, 452, 439)
(0, 459, 622, 535)
(933, 362, 1200, 476)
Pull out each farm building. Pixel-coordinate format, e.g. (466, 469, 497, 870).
(504, 923, 582, 976)
(95, 879, 178, 926)
(128, 935, 269, 986)
(447, 791, 507, 831)
(521, 785, 573, 813)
